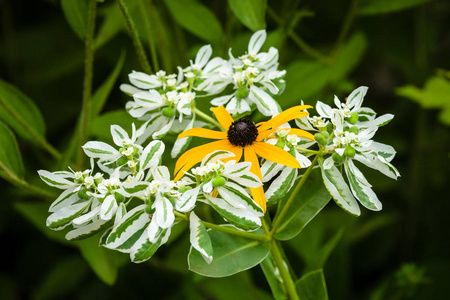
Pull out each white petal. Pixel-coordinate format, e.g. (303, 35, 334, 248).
(248, 30, 266, 55)
(195, 45, 212, 68)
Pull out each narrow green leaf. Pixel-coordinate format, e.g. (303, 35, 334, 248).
(295, 269, 328, 300)
(188, 228, 270, 277)
(165, 0, 224, 44)
(0, 121, 24, 180)
(228, 0, 267, 31)
(274, 168, 331, 241)
(260, 255, 288, 300)
(0, 79, 46, 144)
(359, 0, 430, 15)
(61, 0, 89, 39)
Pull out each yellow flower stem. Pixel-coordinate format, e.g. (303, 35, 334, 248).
(193, 107, 226, 132)
(270, 155, 319, 235)
(173, 211, 268, 242)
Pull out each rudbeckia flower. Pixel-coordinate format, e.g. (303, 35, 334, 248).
(174, 105, 312, 211)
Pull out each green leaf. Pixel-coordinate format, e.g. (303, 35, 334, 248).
(228, 0, 267, 31)
(61, 0, 89, 39)
(0, 121, 24, 180)
(359, 0, 430, 15)
(0, 78, 46, 145)
(188, 228, 270, 277)
(34, 256, 89, 300)
(396, 76, 450, 109)
(295, 269, 329, 300)
(274, 168, 331, 241)
(260, 255, 288, 300)
(165, 0, 224, 44)
(76, 237, 124, 285)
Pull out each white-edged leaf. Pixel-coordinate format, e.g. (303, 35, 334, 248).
(38, 170, 75, 189)
(371, 113, 394, 127)
(176, 186, 199, 212)
(122, 182, 149, 196)
(130, 227, 166, 263)
(46, 200, 91, 229)
(261, 160, 284, 182)
(344, 160, 382, 211)
(171, 117, 195, 158)
(202, 150, 235, 165)
(249, 85, 279, 116)
(100, 195, 118, 220)
(316, 101, 333, 118)
(110, 125, 129, 147)
(320, 160, 360, 216)
(265, 167, 297, 206)
(140, 140, 165, 170)
(154, 196, 175, 229)
(221, 183, 263, 215)
(195, 45, 212, 68)
(346, 86, 368, 110)
(73, 206, 101, 226)
(248, 30, 266, 55)
(66, 217, 111, 241)
(129, 71, 160, 89)
(82, 141, 119, 160)
(226, 97, 251, 114)
(189, 212, 213, 264)
(206, 195, 262, 231)
(49, 188, 79, 212)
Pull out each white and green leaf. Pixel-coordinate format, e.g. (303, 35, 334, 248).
(189, 212, 213, 264)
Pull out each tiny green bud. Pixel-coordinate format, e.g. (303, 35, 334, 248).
(212, 175, 226, 187)
(179, 186, 192, 193)
(162, 106, 175, 118)
(320, 131, 329, 140)
(235, 87, 249, 100)
(344, 146, 356, 158)
(145, 203, 154, 214)
(314, 132, 327, 146)
(117, 156, 128, 166)
(78, 189, 90, 200)
(349, 126, 359, 134)
(132, 146, 139, 155)
(332, 152, 346, 164)
(276, 139, 285, 149)
(348, 112, 359, 125)
(114, 192, 125, 203)
(326, 122, 333, 133)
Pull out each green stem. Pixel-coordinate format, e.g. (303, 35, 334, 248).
(193, 107, 225, 131)
(332, 0, 359, 59)
(0, 169, 57, 200)
(271, 155, 319, 235)
(173, 211, 268, 242)
(77, 0, 97, 169)
(118, 0, 152, 74)
(270, 239, 300, 300)
(137, 0, 159, 71)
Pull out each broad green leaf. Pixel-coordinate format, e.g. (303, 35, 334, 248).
(228, 0, 267, 31)
(0, 79, 46, 145)
(274, 168, 331, 241)
(61, 0, 89, 39)
(34, 256, 88, 300)
(165, 0, 224, 44)
(295, 269, 328, 300)
(260, 255, 288, 300)
(14, 202, 70, 245)
(359, 0, 430, 15)
(0, 121, 24, 180)
(188, 228, 270, 277)
(76, 237, 124, 285)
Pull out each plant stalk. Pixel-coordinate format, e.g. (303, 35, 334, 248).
(270, 239, 300, 300)
(193, 107, 225, 131)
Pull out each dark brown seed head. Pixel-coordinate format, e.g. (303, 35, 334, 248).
(227, 118, 258, 147)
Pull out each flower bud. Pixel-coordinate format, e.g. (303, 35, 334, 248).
(344, 146, 356, 158)
(349, 126, 359, 134)
(212, 175, 226, 187)
(314, 132, 329, 146)
(78, 189, 90, 200)
(332, 152, 346, 164)
(348, 112, 359, 125)
(235, 87, 249, 100)
(162, 106, 175, 118)
(326, 122, 334, 133)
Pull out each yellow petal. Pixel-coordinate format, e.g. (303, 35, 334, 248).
(250, 186, 266, 212)
(211, 106, 234, 130)
(287, 128, 315, 140)
(174, 140, 231, 181)
(258, 105, 311, 132)
(257, 112, 309, 141)
(244, 146, 262, 180)
(252, 142, 300, 168)
(177, 128, 227, 140)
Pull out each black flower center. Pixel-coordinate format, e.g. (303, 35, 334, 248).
(227, 118, 258, 147)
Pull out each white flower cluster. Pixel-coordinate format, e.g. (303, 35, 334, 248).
(301, 86, 400, 216)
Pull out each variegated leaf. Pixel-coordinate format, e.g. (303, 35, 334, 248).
(189, 212, 213, 264)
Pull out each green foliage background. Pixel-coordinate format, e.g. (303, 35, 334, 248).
(0, 0, 449, 299)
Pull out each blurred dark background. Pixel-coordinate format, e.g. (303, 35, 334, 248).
(0, 0, 449, 299)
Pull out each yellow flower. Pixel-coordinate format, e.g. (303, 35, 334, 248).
(174, 105, 314, 212)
